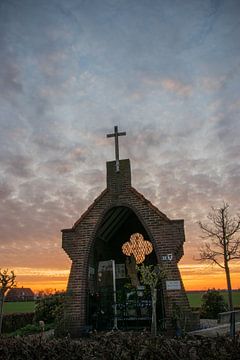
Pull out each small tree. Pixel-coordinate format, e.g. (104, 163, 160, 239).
(136, 264, 166, 336)
(0, 269, 16, 334)
(198, 203, 240, 311)
(201, 289, 227, 319)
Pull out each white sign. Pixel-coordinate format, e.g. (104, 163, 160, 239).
(162, 254, 173, 261)
(166, 280, 181, 290)
(98, 260, 113, 272)
(88, 266, 95, 276)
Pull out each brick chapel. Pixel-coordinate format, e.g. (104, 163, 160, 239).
(62, 126, 198, 337)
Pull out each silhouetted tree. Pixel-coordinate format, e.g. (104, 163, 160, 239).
(199, 203, 240, 311)
(0, 269, 16, 334)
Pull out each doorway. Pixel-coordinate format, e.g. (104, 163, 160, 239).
(87, 206, 165, 330)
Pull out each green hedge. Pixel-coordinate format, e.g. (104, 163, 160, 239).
(35, 292, 65, 324)
(2, 312, 34, 333)
(0, 332, 240, 359)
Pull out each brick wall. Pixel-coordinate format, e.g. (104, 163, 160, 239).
(62, 159, 197, 337)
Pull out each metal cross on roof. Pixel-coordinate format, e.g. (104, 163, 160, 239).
(106, 125, 126, 172)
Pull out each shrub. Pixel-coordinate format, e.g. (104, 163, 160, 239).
(0, 332, 240, 360)
(8, 323, 54, 337)
(10, 324, 41, 336)
(200, 289, 228, 319)
(34, 292, 65, 324)
(2, 312, 34, 333)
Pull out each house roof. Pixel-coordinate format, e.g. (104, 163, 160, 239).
(6, 287, 34, 298)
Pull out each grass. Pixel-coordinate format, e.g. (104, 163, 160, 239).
(3, 301, 36, 314)
(187, 290, 240, 308)
(3, 291, 240, 314)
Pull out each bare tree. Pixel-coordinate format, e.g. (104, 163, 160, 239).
(199, 203, 240, 311)
(0, 269, 16, 334)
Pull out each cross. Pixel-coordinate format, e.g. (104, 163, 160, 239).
(106, 125, 126, 172)
(122, 233, 153, 264)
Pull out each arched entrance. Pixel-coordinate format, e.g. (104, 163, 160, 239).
(86, 206, 165, 330)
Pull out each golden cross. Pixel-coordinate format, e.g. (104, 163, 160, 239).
(122, 233, 153, 264)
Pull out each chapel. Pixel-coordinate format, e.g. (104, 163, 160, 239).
(62, 126, 198, 337)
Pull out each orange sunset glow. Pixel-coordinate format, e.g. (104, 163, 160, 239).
(13, 260, 240, 292)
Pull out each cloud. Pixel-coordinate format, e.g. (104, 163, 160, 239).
(4, 155, 34, 178)
(0, 181, 13, 200)
(201, 76, 226, 91)
(0, 61, 23, 95)
(130, 75, 193, 101)
(161, 78, 193, 97)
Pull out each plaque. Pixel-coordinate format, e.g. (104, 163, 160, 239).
(115, 264, 126, 279)
(162, 254, 173, 261)
(166, 280, 181, 290)
(98, 260, 113, 287)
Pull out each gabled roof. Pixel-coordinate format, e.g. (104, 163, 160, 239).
(130, 187, 170, 222)
(62, 186, 171, 234)
(73, 189, 108, 229)
(61, 189, 108, 232)
(6, 287, 34, 299)
(62, 159, 181, 233)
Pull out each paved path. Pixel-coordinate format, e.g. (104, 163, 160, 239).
(188, 322, 240, 337)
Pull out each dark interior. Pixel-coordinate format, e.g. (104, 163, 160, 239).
(86, 206, 164, 330)
(92, 206, 157, 265)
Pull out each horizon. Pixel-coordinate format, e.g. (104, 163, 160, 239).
(8, 284, 240, 294)
(9, 257, 240, 292)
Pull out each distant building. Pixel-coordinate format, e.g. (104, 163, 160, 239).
(5, 287, 35, 301)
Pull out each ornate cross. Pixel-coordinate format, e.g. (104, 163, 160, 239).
(122, 233, 153, 264)
(106, 125, 126, 172)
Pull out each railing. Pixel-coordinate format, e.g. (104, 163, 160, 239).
(218, 310, 240, 338)
(87, 287, 165, 331)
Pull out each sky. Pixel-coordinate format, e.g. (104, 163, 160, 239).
(0, 0, 240, 291)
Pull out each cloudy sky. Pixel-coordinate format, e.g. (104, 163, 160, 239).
(0, 0, 239, 291)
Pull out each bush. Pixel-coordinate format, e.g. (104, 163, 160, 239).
(0, 332, 240, 359)
(9, 324, 41, 336)
(35, 292, 65, 324)
(2, 312, 34, 333)
(200, 289, 228, 319)
(8, 323, 54, 337)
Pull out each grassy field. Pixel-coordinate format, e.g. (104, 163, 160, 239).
(3, 301, 36, 314)
(3, 291, 240, 314)
(187, 291, 240, 308)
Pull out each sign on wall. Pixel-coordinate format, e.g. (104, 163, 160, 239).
(162, 254, 173, 261)
(98, 260, 113, 287)
(166, 280, 181, 290)
(115, 264, 126, 279)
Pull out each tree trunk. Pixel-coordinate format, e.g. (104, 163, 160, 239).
(0, 295, 4, 334)
(225, 262, 233, 311)
(151, 288, 157, 336)
(221, 208, 234, 312)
